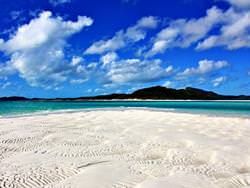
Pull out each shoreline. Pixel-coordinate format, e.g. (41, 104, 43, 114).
(1, 107, 250, 119)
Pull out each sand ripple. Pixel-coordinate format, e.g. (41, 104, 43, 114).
(0, 109, 250, 188)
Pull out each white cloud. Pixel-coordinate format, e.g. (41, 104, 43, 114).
(197, 8, 250, 50)
(85, 33, 125, 55)
(145, 4, 250, 54)
(84, 16, 159, 55)
(1, 82, 11, 89)
(71, 56, 83, 66)
(248, 70, 250, 76)
(212, 76, 227, 87)
(70, 79, 87, 84)
(49, 0, 71, 6)
(135, 16, 159, 28)
(0, 62, 16, 79)
(178, 59, 229, 77)
(163, 81, 173, 88)
(222, 0, 250, 9)
(1, 11, 92, 52)
(101, 56, 173, 85)
(147, 6, 223, 56)
(0, 11, 93, 88)
(100, 52, 118, 67)
(166, 65, 174, 73)
(87, 89, 92, 92)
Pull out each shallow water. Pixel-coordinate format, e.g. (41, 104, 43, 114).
(0, 100, 250, 117)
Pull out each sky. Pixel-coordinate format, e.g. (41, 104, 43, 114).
(0, 0, 250, 98)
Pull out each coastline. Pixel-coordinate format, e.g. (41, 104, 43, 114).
(0, 109, 250, 187)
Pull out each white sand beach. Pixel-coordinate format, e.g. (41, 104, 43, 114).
(0, 109, 250, 188)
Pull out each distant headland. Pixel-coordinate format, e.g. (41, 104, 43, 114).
(1, 86, 250, 101)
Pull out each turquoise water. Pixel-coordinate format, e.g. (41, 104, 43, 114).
(0, 101, 250, 117)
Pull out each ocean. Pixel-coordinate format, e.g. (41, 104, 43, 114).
(0, 101, 250, 117)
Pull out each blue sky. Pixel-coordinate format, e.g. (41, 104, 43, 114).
(0, 0, 250, 98)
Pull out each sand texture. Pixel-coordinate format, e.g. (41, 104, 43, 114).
(0, 109, 250, 188)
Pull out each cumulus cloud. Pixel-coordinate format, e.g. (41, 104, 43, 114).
(178, 59, 229, 77)
(145, 3, 250, 55)
(197, 8, 250, 50)
(71, 56, 83, 66)
(49, 0, 71, 6)
(84, 16, 159, 55)
(212, 76, 227, 87)
(222, 0, 250, 9)
(146, 6, 223, 56)
(99, 53, 173, 85)
(100, 52, 118, 67)
(0, 11, 93, 88)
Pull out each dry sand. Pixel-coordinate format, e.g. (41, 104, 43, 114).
(0, 109, 250, 188)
